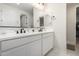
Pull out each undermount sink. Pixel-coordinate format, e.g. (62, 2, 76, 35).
(0, 32, 16, 36)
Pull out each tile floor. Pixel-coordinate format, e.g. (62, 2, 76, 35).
(46, 39, 79, 56)
(46, 48, 79, 56)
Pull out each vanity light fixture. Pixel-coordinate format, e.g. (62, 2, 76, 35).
(16, 3, 20, 5)
(32, 3, 45, 10)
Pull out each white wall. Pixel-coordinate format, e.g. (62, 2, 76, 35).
(47, 3, 66, 55)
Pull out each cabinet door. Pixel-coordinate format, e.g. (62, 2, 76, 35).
(26, 40, 41, 56)
(42, 34, 53, 55)
(1, 45, 26, 56)
(29, 40, 41, 56)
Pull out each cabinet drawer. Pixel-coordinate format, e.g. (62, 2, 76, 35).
(27, 34, 41, 41)
(2, 38, 22, 51)
(20, 34, 41, 46)
(43, 33, 53, 38)
(1, 44, 26, 56)
(1, 34, 41, 51)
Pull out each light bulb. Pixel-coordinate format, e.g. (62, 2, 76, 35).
(32, 3, 44, 10)
(16, 3, 20, 5)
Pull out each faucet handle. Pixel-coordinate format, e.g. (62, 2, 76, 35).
(16, 30, 19, 34)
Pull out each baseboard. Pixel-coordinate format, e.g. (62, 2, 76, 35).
(67, 44, 75, 50)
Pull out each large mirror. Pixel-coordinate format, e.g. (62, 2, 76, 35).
(0, 3, 52, 28)
(0, 3, 33, 28)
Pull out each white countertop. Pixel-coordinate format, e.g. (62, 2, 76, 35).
(0, 30, 54, 41)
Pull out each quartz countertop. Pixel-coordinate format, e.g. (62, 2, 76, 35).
(0, 30, 54, 41)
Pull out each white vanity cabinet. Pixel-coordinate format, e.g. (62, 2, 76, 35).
(2, 44, 26, 56)
(0, 32, 54, 56)
(1, 40, 41, 56)
(42, 32, 54, 55)
(1, 34, 42, 56)
(26, 40, 41, 56)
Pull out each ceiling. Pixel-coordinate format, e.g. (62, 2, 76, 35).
(4, 3, 33, 15)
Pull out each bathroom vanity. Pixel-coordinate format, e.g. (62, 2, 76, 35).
(0, 3, 54, 56)
(0, 31, 54, 56)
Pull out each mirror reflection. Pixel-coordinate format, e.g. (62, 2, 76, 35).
(0, 3, 33, 28)
(0, 3, 52, 28)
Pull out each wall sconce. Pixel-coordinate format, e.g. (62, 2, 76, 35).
(16, 3, 20, 5)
